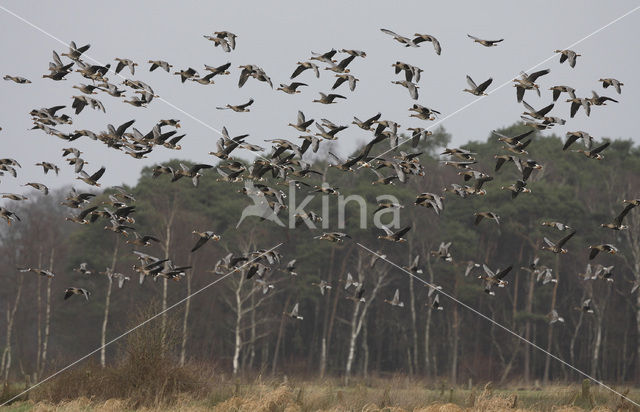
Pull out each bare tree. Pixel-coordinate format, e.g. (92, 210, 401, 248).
(180, 255, 194, 367)
(543, 254, 560, 384)
(1, 272, 23, 383)
(38, 249, 55, 380)
(344, 252, 388, 383)
(100, 238, 120, 367)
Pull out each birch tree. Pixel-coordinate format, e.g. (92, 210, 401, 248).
(344, 251, 389, 383)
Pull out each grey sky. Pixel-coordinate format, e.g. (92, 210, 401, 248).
(1, 1, 638, 196)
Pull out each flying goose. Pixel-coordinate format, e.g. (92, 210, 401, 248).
(108, 271, 130, 289)
(115, 58, 137, 75)
(297, 135, 322, 154)
(563, 131, 593, 151)
(126, 233, 160, 247)
(384, 289, 404, 307)
(35, 162, 60, 175)
(378, 225, 411, 242)
(403, 255, 423, 275)
(311, 280, 332, 295)
(172, 163, 213, 186)
(191, 231, 221, 252)
(601, 202, 635, 230)
(391, 80, 419, 99)
(599, 78, 623, 94)
(535, 268, 557, 285)
(0, 193, 27, 201)
(288, 111, 314, 132)
(65, 206, 98, 224)
(373, 201, 403, 215)
(340, 49, 367, 57)
(277, 82, 308, 94)
(577, 298, 594, 313)
(309, 184, 340, 195)
(332, 74, 359, 91)
(430, 294, 443, 310)
(566, 97, 591, 118)
(71, 95, 105, 114)
(23, 182, 49, 195)
(474, 212, 500, 225)
(540, 230, 576, 254)
(541, 221, 571, 231)
(62, 41, 90, 60)
(64, 287, 90, 301)
(370, 169, 398, 185)
(174, 67, 199, 83)
(77, 166, 106, 187)
(522, 100, 554, 120)
(190, 72, 216, 85)
(346, 285, 366, 302)
(4, 75, 31, 84)
(290, 62, 320, 79)
(216, 98, 254, 112)
(0, 208, 21, 225)
(310, 49, 337, 64)
(18, 267, 55, 278)
(464, 261, 481, 277)
(430, 242, 452, 262)
(313, 232, 351, 243)
(133, 258, 170, 285)
(547, 310, 564, 324)
(313, 92, 346, 104)
(203, 34, 231, 52)
(501, 180, 530, 199)
(554, 49, 580, 68)
(479, 264, 513, 295)
(577, 263, 597, 281)
(588, 244, 618, 260)
(572, 141, 609, 160)
(213, 31, 237, 50)
(392, 62, 423, 82)
(248, 263, 275, 282)
(467, 34, 503, 47)
(148, 60, 173, 72)
(285, 259, 298, 277)
(588, 90, 618, 106)
(549, 85, 576, 102)
(463, 75, 493, 96)
(513, 69, 551, 102)
(595, 264, 615, 282)
(285, 302, 303, 320)
(344, 272, 361, 290)
(412, 33, 442, 55)
(104, 219, 135, 236)
(415, 192, 444, 214)
(352, 112, 381, 130)
(380, 29, 417, 47)
(72, 83, 100, 95)
(255, 278, 274, 294)
(407, 128, 432, 147)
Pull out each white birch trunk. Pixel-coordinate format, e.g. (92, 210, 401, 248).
(39, 249, 54, 380)
(100, 238, 119, 367)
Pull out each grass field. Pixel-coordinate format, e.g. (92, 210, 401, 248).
(2, 376, 639, 411)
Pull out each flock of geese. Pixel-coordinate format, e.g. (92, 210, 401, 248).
(0, 27, 636, 331)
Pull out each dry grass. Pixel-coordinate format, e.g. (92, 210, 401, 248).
(5, 356, 639, 411)
(6, 382, 639, 412)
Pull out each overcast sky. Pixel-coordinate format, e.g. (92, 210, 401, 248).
(1, 1, 638, 197)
